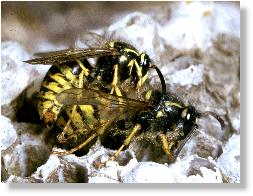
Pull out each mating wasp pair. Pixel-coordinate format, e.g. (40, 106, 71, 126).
(24, 35, 224, 163)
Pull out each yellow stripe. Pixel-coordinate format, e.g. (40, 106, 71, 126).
(156, 111, 164, 118)
(51, 105, 61, 116)
(48, 73, 72, 89)
(41, 100, 54, 110)
(141, 53, 145, 63)
(128, 59, 134, 75)
(79, 105, 97, 125)
(67, 108, 84, 130)
(40, 101, 61, 114)
(165, 101, 183, 108)
(76, 60, 89, 77)
(41, 81, 63, 93)
(55, 64, 77, 81)
(124, 48, 139, 55)
(134, 61, 142, 78)
(160, 134, 174, 161)
(181, 108, 188, 118)
(145, 90, 152, 100)
(38, 91, 56, 101)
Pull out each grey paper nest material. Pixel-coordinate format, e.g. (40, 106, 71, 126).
(1, 2, 240, 183)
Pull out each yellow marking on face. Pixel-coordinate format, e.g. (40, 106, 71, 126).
(124, 48, 139, 55)
(141, 53, 146, 64)
(181, 108, 188, 118)
(165, 101, 183, 108)
(156, 111, 164, 118)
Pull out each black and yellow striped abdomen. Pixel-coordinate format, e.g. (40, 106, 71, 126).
(37, 63, 80, 127)
(38, 61, 100, 150)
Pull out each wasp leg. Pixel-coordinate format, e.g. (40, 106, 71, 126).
(53, 132, 97, 156)
(134, 60, 147, 96)
(159, 133, 175, 163)
(76, 59, 90, 77)
(173, 129, 197, 159)
(56, 111, 76, 143)
(137, 73, 148, 89)
(109, 124, 142, 161)
(110, 64, 122, 96)
(93, 124, 141, 168)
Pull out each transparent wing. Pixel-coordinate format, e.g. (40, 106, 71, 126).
(76, 32, 108, 48)
(24, 47, 119, 65)
(56, 88, 151, 109)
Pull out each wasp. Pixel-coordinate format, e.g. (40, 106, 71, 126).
(24, 37, 159, 152)
(54, 66, 224, 163)
(25, 37, 224, 163)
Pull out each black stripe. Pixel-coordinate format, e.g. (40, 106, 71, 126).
(93, 105, 100, 121)
(37, 97, 62, 110)
(46, 69, 71, 84)
(39, 86, 56, 95)
(82, 59, 93, 71)
(70, 120, 78, 132)
(48, 65, 62, 76)
(60, 108, 70, 122)
(42, 73, 56, 85)
(53, 64, 73, 82)
(76, 105, 87, 124)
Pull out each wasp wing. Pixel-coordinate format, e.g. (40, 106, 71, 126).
(77, 32, 108, 48)
(56, 88, 151, 131)
(56, 88, 150, 109)
(24, 47, 119, 65)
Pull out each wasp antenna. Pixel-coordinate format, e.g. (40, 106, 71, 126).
(201, 111, 225, 130)
(152, 65, 166, 93)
